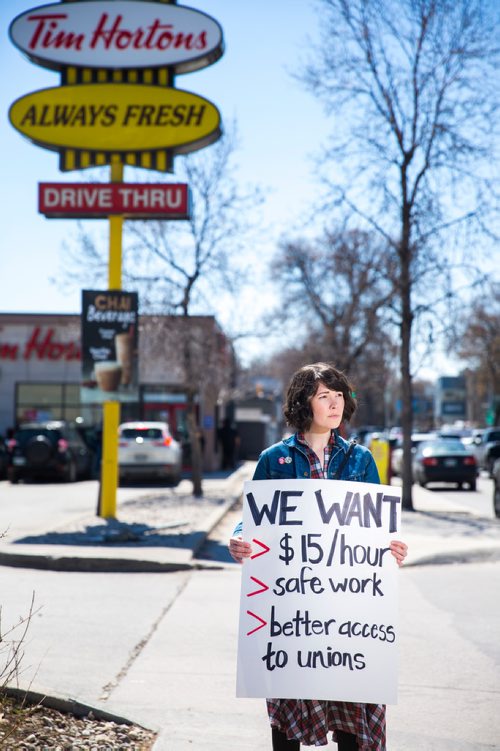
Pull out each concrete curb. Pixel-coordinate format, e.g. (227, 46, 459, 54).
(2, 685, 159, 733)
(0, 549, 223, 573)
(0, 465, 250, 574)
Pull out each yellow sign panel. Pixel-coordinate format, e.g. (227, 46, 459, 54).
(370, 438, 392, 485)
(9, 84, 221, 153)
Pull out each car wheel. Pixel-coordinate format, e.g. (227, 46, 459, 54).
(26, 436, 53, 466)
(65, 461, 77, 483)
(9, 472, 19, 485)
(494, 482, 500, 519)
(469, 480, 476, 491)
(457, 482, 463, 489)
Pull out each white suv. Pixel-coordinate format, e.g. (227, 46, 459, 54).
(118, 421, 182, 484)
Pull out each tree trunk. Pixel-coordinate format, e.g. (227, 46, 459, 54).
(400, 201, 414, 511)
(182, 319, 204, 498)
(400, 304, 414, 510)
(186, 391, 203, 498)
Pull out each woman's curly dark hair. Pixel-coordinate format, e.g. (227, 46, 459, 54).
(283, 362, 357, 431)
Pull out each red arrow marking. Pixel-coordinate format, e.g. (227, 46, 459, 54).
(246, 610, 267, 636)
(250, 538, 270, 559)
(247, 576, 270, 597)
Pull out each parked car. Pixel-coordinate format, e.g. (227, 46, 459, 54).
(471, 428, 500, 475)
(75, 421, 102, 479)
(118, 421, 182, 484)
(7, 421, 92, 483)
(412, 438, 478, 490)
(0, 439, 8, 479)
(391, 432, 438, 477)
(438, 427, 473, 442)
(492, 458, 500, 518)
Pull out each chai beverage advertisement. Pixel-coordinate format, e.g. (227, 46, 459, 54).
(81, 290, 138, 403)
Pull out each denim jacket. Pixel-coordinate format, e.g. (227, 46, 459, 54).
(233, 430, 379, 536)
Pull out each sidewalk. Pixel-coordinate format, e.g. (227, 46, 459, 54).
(0, 463, 254, 573)
(1, 466, 499, 572)
(1, 466, 500, 750)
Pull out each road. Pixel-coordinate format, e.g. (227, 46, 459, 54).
(392, 472, 494, 518)
(420, 472, 494, 517)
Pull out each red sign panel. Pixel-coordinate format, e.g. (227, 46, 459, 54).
(9, 1, 223, 73)
(38, 182, 190, 218)
(0, 326, 80, 362)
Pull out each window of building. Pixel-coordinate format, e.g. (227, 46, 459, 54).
(16, 382, 83, 425)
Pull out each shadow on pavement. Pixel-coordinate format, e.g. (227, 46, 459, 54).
(13, 519, 207, 549)
(195, 538, 238, 564)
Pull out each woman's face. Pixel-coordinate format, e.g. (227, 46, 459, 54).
(309, 382, 345, 433)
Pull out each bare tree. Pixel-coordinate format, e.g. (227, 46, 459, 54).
(0, 582, 39, 747)
(451, 281, 500, 425)
(301, 0, 499, 508)
(124, 131, 261, 495)
(270, 228, 399, 427)
(56, 128, 262, 496)
(140, 314, 237, 496)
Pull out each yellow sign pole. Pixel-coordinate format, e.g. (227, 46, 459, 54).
(99, 158, 124, 519)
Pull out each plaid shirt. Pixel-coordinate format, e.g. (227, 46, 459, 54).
(266, 430, 386, 749)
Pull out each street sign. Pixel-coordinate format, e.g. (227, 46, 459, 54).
(39, 182, 191, 219)
(10, 0, 223, 73)
(9, 0, 225, 519)
(10, 84, 221, 154)
(81, 289, 139, 404)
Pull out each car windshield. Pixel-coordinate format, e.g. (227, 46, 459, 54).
(121, 428, 164, 440)
(486, 431, 500, 442)
(420, 440, 469, 456)
(14, 428, 61, 446)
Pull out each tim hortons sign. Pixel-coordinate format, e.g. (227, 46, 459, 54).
(8, 0, 224, 172)
(9, 0, 224, 73)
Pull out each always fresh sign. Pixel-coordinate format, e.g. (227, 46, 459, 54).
(9, 0, 223, 72)
(9, 83, 221, 153)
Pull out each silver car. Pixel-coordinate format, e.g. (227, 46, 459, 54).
(118, 421, 182, 484)
(391, 431, 438, 477)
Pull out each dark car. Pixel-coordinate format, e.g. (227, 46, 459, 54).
(75, 422, 102, 479)
(493, 458, 500, 519)
(412, 438, 478, 490)
(7, 421, 92, 484)
(0, 439, 8, 479)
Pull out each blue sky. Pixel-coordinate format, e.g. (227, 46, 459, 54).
(1, 1, 329, 330)
(1, 0, 495, 378)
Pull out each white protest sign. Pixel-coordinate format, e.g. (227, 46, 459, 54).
(236, 479, 402, 704)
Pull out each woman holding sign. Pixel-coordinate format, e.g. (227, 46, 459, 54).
(229, 362, 407, 751)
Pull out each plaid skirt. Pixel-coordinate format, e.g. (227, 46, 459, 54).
(267, 699, 386, 749)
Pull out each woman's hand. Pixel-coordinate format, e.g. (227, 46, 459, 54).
(228, 536, 253, 564)
(390, 540, 408, 567)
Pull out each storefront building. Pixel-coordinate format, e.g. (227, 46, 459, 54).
(0, 312, 235, 471)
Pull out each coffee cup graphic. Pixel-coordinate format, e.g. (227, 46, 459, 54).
(115, 332, 133, 386)
(94, 361, 122, 392)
